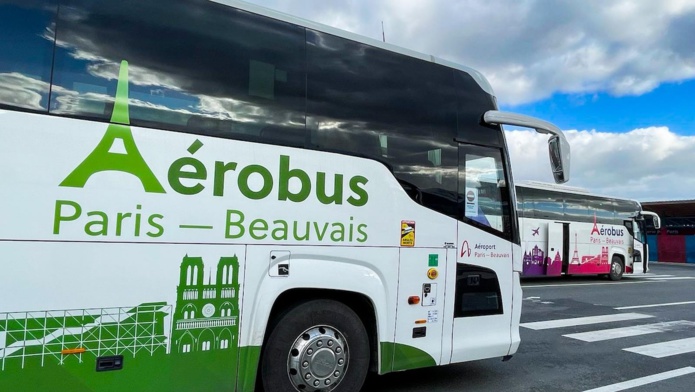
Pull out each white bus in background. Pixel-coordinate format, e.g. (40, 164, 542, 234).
(516, 182, 660, 280)
(0, 0, 570, 391)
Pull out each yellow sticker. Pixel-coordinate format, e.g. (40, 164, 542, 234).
(400, 220, 415, 247)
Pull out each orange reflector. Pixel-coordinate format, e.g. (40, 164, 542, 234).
(415, 319, 427, 324)
(61, 348, 86, 355)
(408, 296, 421, 305)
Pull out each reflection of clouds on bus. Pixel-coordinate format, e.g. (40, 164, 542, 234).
(2, 0, 505, 223)
(46, 0, 482, 156)
(0, 73, 50, 110)
(53, 2, 303, 94)
(47, 0, 306, 132)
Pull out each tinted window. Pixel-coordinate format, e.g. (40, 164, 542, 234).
(50, 0, 306, 142)
(306, 30, 459, 217)
(517, 187, 534, 218)
(455, 264, 503, 317)
(563, 194, 591, 222)
(460, 145, 512, 239)
(587, 197, 616, 224)
(0, 0, 57, 111)
(516, 186, 526, 217)
(455, 70, 503, 147)
(615, 199, 639, 221)
(522, 187, 564, 220)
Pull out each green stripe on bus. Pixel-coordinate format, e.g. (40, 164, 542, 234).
(380, 342, 436, 374)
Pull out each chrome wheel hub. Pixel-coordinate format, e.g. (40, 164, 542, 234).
(287, 325, 348, 391)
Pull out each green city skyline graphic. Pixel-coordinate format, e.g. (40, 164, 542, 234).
(0, 254, 240, 371)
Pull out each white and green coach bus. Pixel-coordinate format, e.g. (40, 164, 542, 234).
(0, 0, 570, 390)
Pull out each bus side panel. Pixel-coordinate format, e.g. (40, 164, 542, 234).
(450, 223, 515, 363)
(566, 222, 630, 275)
(238, 245, 399, 381)
(520, 218, 550, 276)
(0, 242, 246, 391)
(520, 218, 562, 277)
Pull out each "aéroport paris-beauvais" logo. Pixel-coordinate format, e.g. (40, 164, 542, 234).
(52, 61, 369, 243)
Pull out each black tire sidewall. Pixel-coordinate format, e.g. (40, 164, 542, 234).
(609, 257, 623, 281)
(261, 299, 370, 392)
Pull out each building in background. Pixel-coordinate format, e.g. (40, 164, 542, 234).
(642, 200, 695, 264)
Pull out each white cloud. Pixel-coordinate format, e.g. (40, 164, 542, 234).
(245, 0, 695, 105)
(506, 127, 695, 202)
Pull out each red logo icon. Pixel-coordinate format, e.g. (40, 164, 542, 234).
(460, 240, 471, 257)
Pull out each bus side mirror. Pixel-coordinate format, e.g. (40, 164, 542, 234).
(549, 135, 570, 184)
(482, 111, 571, 184)
(641, 212, 661, 230)
(651, 216, 661, 230)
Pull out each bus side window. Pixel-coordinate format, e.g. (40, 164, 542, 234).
(0, 0, 58, 112)
(459, 145, 511, 237)
(260, 124, 306, 148)
(48, 0, 306, 141)
(305, 29, 459, 219)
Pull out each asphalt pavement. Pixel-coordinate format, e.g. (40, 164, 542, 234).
(366, 262, 695, 392)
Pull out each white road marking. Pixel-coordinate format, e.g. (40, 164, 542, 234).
(615, 300, 695, 310)
(521, 313, 653, 330)
(524, 281, 655, 288)
(624, 337, 695, 358)
(582, 367, 695, 392)
(563, 320, 695, 342)
(646, 277, 695, 281)
(641, 274, 674, 278)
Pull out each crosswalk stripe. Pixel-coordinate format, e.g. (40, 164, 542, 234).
(582, 367, 695, 392)
(563, 320, 695, 342)
(624, 337, 695, 358)
(521, 313, 653, 330)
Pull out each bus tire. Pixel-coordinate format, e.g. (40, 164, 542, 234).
(609, 256, 624, 281)
(261, 299, 370, 392)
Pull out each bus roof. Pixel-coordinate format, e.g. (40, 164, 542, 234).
(211, 0, 495, 97)
(516, 181, 642, 207)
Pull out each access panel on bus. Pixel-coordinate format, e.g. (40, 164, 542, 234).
(392, 248, 450, 370)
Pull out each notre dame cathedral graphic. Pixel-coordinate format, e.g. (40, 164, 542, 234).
(171, 255, 240, 354)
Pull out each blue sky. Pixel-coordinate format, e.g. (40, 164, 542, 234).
(240, 0, 695, 201)
(505, 79, 695, 135)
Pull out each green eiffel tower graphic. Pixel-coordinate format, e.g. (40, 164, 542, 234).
(59, 60, 165, 193)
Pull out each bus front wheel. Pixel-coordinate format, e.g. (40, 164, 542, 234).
(261, 299, 370, 392)
(609, 257, 624, 281)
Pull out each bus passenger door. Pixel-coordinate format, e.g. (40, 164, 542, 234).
(547, 222, 566, 276)
(449, 144, 515, 363)
(632, 219, 648, 273)
(393, 248, 448, 370)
